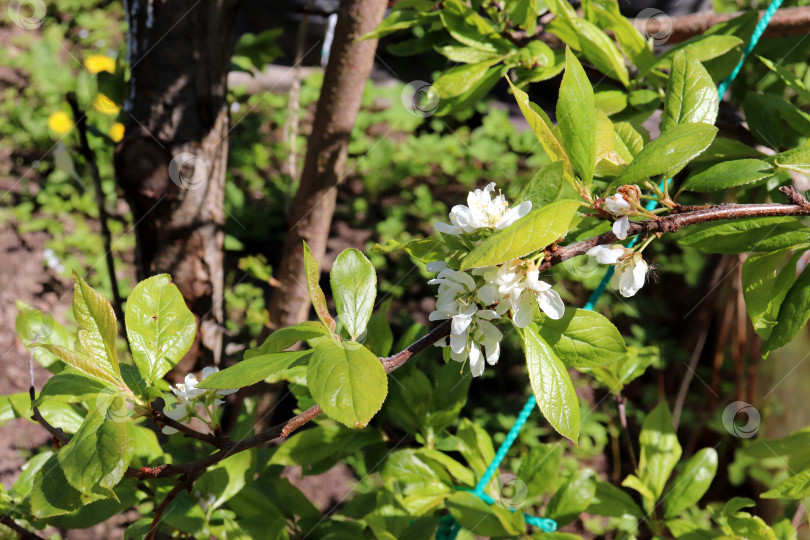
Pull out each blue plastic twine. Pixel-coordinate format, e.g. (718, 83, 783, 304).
(438, 2, 784, 537)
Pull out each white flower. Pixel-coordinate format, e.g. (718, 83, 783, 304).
(586, 245, 625, 265)
(426, 261, 448, 273)
(483, 261, 565, 328)
(613, 254, 648, 298)
(603, 190, 640, 241)
(603, 193, 633, 216)
(428, 268, 504, 376)
(42, 248, 64, 273)
(435, 182, 532, 235)
(162, 366, 236, 434)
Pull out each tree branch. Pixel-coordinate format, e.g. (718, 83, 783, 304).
(145, 481, 189, 540)
(149, 408, 234, 450)
(0, 514, 44, 540)
(539, 187, 810, 272)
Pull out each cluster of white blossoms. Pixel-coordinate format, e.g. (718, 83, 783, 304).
(428, 182, 650, 374)
(428, 185, 567, 376)
(162, 367, 237, 434)
(435, 182, 533, 235)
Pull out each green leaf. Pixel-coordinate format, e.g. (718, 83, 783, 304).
(197, 351, 311, 389)
(535, 308, 627, 368)
(557, 49, 596, 185)
(432, 61, 498, 98)
(758, 56, 810, 102)
(613, 123, 717, 186)
(31, 344, 121, 387)
(460, 200, 581, 270)
(439, 0, 514, 54)
(435, 45, 502, 64)
(663, 448, 718, 518)
(587, 481, 644, 519)
(307, 340, 387, 428)
(774, 147, 810, 175)
(651, 35, 743, 72)
(517, 161, 572, 209)
(434, 65, 506, 116)
(446, 491, 525, 537)
(680, 159, 773, 192)
(303, 241, 336, 333)
(765, 266, 810, 353)
(742, 250, 800, 339)
(637, 401, 682, 500)
(614, 122, 645, 157)
(574, 19, 630, 87)
(594, 90, 628, 116)
(125, 274, 196, 385)
(361, 9, 431, 40)
(761, 468, 810, 499)
(245, 321, 328, 358)
(330, 249, 377, 341)
(587, 0, 654, 71)
(195, 451, 253, 511)
(662, 51, 719, 132)
(520, 324, 580, 443)
(453, 418, 496, 477)
(507, 78, 572, 178)
(36, 371, 109, 404)
(32, 409, 135, 517)
(678, 217, 810, 254)
(72, 272, 122, 382)
(545, 469, 596, 526)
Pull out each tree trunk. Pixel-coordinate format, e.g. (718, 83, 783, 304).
(268, 0, 388, 329)
(115, 0, 239, 368)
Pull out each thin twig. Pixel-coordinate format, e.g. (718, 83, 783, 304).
(615, 394, 638, 473)
(29, 387, 68, 447)
(672, 324, 709, 428)
(66, 93, 129, 348)
(150, 408, 234, 450)
(145, 481, 189, 540)
(0, 514, 44, 540)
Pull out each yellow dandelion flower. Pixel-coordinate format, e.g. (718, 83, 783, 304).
(93, 93, 120, 115)
(47, 111, 72, 135)
(84, 54, 115, 74)
(109, 122, 125, 142)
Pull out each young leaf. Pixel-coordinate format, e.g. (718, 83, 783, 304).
(32, 344, 121, 387)
(637, 401, 682, 500)
(558, 48, 596, 185)
(758, 56, 810, 102)
(36, 371, 109, 404)
(742, 250, 800, 340)
(72, 273, 122, 381)
(460, 199, 581, 270)
(439, 0, 514, 54)
(760, 468, 810, 499)
(197, 351, 311, 389)
(535, 308, 627, 367)
(330, 248, 377, 341)
(519, 324, 580, 443)
(303, 241, 336, 333)
(125, 274, 196, 385)
(663, 448, 717, 518)
(306, 340, 387, 428)
(774, 146, 810, 175)
(507, 78, 573, 179)
(574, 19, 630, 87)
(765, 265, 810, 353)
(678, 217, 810, 254)
(545, 469, 597, 526)
(587, 0, 654, 72)
(432, 61, 498, 98)
(245, 321, 328, 358)
(516, 160, 568, 208)
(650, 35, 743, 72)
(679, 159, 773, 192)
(662, 51, 719, 132)
(613, 123, 717, 186)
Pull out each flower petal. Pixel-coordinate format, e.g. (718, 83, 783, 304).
(513, 292, 536, 328)
(468, 342, 485, 377)
(613, 216, 630, 240)
(537, 289, 565, 320)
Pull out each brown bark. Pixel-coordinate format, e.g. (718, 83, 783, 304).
(268, 0, 388, 330)
(114, 0, 239, 367)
